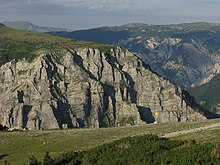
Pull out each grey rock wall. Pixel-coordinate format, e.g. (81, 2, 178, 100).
(0, 47, 207, 130)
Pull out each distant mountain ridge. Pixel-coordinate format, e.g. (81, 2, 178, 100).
(48, 22, 220, 87)
(2, 21, 72, 32)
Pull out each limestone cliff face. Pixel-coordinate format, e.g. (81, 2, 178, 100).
(0, 47, 207, 130)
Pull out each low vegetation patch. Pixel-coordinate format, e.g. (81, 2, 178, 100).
(28, 134, 220, 165)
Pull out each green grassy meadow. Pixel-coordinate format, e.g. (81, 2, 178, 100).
(173, 128, 220, 144)
(0, 24, 115, 65)
(1, 119, 220, 164)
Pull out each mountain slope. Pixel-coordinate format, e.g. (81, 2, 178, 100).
(189, 73, 220, 114)
(0, 24, 114, 65)
(2, 21, 70, 32)
(49, 22, 220, 87)
(0, 25, 214, 130)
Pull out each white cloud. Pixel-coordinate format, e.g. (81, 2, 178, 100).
(43, 0, 86, 8)
(41, 0, 153, 12)
(88, 4, 105, 10)
(0, 2, 16, 8)
(101, 0, 132, 4)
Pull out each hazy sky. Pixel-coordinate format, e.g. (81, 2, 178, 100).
(0, 0, 220, 30)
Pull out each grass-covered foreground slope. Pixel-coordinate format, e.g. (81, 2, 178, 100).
(188, 74, 220, 114)
(0, 23, 114, 65)
(174, 128, 220, 144)
(1, 119, 220, 164)
(29, 134, 220, 165)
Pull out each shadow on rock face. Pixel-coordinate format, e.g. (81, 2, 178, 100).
(17, 90, 24, 103)
(137, 106, 155, 124)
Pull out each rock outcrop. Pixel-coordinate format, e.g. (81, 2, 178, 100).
(0, 47, 207, 130)
(140, 37, 216, 87)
